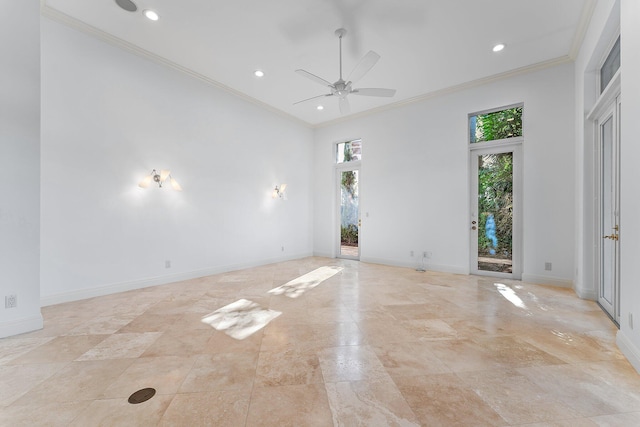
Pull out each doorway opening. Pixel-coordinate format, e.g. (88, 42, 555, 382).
(469, 105, 523, 279)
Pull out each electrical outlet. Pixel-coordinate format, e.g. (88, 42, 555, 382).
(424, 251, 432, 259)
(5, 294, 17, 309)
(545, 262, 552, 271)
(165, 260, 171, 269)
(630, 313, 634, 330)
(410, 250, 414, 257)
(281, 246, 285, 252)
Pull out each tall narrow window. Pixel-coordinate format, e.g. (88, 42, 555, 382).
(469, 106, 523, 144)
(600, 36, 620, 94)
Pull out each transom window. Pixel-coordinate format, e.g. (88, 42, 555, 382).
(600, 36, 620, 94)
(336, 139, 362, 163)
(469, 105, 523, 144)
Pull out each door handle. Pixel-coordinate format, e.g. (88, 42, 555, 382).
(471, 226, 477, 230)
(603, 234, 619, 241)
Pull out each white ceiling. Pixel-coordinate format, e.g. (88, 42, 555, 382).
(42, 0, 594, 126)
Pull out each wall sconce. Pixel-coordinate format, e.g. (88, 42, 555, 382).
(272, 184, 287, 200)
(139, 169, 182, 191)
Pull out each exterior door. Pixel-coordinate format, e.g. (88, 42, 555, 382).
(597, 97, 620, 323)
(470, 144, 522, 279)
(337, 167, 360, 259)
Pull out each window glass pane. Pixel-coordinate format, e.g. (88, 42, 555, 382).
(336, 139, 362, 163)
(600, 36, 620, 94)
(470, 106, 522, 144)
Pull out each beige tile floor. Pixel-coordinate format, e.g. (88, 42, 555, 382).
(1, 257, 640, 426)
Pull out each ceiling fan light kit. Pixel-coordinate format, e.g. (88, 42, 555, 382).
(294, 28, 396, 114)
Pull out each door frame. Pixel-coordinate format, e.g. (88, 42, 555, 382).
(594, 94, 621, 324)
(469, 141, 523, 280)
(336, 163, 361, 260)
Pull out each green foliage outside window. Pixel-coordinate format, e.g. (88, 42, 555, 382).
(471, 106, 523, 143)
(478, 153, 513, 259)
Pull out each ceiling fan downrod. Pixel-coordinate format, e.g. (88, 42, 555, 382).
(335, 28, 347, 82)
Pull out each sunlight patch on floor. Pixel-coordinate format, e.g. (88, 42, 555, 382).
(268, 266, 343, 298)
(494, 283, 527, 309)
(201, 299, 281, 340)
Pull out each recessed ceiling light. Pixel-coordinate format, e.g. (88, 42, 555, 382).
(493, 43, 505, 52)
(254, 70, 265, 77)
(317, 105, 324, 111)
(143, 9, 159, 21)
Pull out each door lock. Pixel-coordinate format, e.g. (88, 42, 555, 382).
(471, 226, 477, 230)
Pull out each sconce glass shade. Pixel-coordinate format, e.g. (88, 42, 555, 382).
(160, 169, 171, 182)
(138, 175, 153, 188)
(279, 184, 287, 193)
(170, 177, 183, 191)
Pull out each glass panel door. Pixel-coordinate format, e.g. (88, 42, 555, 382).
(598, 98, 620, 323)
(338, 168, 359, 259)
(470, 145, 521, 279)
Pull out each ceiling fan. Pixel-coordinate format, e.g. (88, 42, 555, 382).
(294, 28, 396, 114)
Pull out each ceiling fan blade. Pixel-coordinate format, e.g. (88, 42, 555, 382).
(339, 97, 351, 114)
(347, 50, 380, 84)
(293, 93, 333, 105)
(295, 69, 333, 87)
(351, 88, 396, 97)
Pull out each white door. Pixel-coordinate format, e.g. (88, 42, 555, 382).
(470, 144, 522, 279)
(337, 166, 360, 260)
(597, 97, 620, 323)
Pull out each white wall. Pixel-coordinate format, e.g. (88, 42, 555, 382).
(314, 63, 576, 286)
(0, 1, 43, 337)
(618, 0, 640, 372)
(40, 18, 314, 304)
(573, 0, 618, 301)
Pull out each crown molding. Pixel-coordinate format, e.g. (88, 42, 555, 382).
(569, 0, 598, 60)
(40, 4, 312, 129)
(314, 55, 572, 129)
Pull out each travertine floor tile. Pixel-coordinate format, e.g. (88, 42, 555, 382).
(246, 383, 333, 427)
(325, 378, 420, 426)
(69, 395, 173, 427)
(394, 373, 507, 426)
(255, 347, 323, 386)
(9, 334, 108, 364)
(76, 332, 162, 361)
(1, 257, 638, 426)
(159, 390, 250, 427)
(10, 359, 134, 405)
(317, 345, 389, 383)
(178, 352, 257, 393)
(101, 355, 197, 398)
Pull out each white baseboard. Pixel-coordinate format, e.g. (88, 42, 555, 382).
(41, 252, 313, 307)
(360, 257, 468, 275)
(574, 286, 597, 301)
(0, 313, 43, 338)
(521, 274, 574, 289)
(617, 330, 640, 374)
